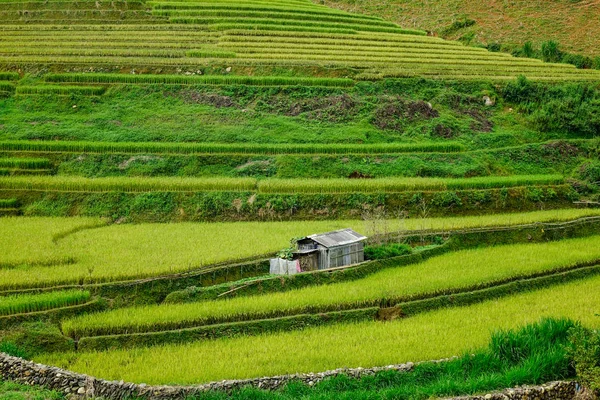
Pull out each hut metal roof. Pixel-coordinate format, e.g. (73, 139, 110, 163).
(304, 228, 367, 248)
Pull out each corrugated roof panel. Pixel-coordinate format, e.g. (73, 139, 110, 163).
(307, 228, 367, 248)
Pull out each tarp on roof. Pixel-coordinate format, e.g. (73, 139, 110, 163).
(305, 228, 367, 248)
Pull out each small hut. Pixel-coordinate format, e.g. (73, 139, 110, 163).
(270, 228, 367, 275)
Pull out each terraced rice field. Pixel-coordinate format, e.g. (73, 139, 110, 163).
(0, 0, 599, 81)
(2, 209, 599, 289)
(38, 273, 600, 384)
(61, 235, 600, 338)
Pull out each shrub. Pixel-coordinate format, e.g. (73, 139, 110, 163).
(568, 325, 600, 395)
(364, 243, 412, 260)
(541, 40, 562, 63)
(503, 75, 535, 104)
(578, 161, 600, 186)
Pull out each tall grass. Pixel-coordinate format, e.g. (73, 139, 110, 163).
(37, 274, 600, 384)
(61, 235, 600, 338)
(0, 290, 90, 316)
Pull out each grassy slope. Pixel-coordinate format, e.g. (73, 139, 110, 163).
(318, 0, 600, 56)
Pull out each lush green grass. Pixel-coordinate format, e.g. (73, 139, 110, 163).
(38, 273, 600, 384)
(1, 209, 599, 289)
(61, 235, 600, 338)
(0, 380, 63, 400)
(0, 290, 90, 316)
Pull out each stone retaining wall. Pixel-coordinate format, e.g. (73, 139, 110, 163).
(0, 353, 432, 399)
(0, 353, 584, 400)
(448, 381, 581, 400)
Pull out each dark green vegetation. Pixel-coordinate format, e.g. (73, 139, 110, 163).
(2, 79, 599, 145)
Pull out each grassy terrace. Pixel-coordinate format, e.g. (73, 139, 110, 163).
(62, 235, 600, 338)
(0, 0, 598, 81)
(1, 209, 599, 289)
(39, 273, 600, 384)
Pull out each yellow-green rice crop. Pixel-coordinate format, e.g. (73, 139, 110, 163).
(61, 235, 600, 338)
(0, 290, 90, 316)
(2, 209, 599, 289)
(258, 175, 564, 194)
(0, 174, 564, 194)
(0, 176, 256, 193)
(38, 274, 600, 385)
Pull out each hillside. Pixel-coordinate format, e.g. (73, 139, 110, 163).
(319, 0, 600, 57)
(1, 0, 600, 399)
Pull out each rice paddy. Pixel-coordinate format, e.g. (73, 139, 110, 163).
(37, 273, 600, 384)
(0, 209, 598, 289)
(61, 235, 600, 338)
(0, 0, 598, 81)
(2, 0, 600, 394)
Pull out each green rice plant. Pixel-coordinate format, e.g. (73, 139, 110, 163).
(44, 73, 355, 87)
(38, 274, 600, 384)
(0, 72, 18, 80)
(0, 158, 51, 169)
(61, 235, 600, 338)
(0, 290, 90, 316)
(0, 175, 564, 194)
(0, 176, 257, 193)
(0, 198, 17, 208)
(15, 85, 105, 96)
(0, 140, 462, 155)
(153, 10, 398, 28)
(0, 82, 14, 93)
(173, 17, 414, 34)
(0, 41, 206, 50)
(218, 41, 500, 55)
(185, 49, 236, 58)
(210, 23, 357, 34)
(149, 2, 382, 22)
(257, 175, 564, 194)
(0, 48, 185, 58)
